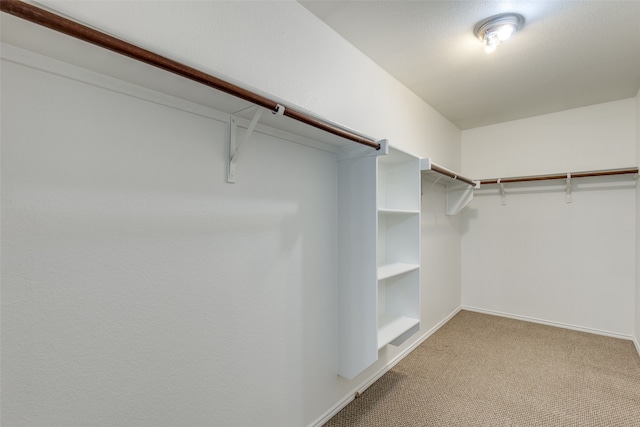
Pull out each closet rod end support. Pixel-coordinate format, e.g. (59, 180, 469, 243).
(273, 104, 285, 116)
(377, 139, 389, 155)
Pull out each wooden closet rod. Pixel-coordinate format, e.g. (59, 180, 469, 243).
(479, 167, 639, 185)
(430, 162, 477, 187)
(0, 0, 381, 150)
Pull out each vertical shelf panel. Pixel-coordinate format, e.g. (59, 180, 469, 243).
(337, 154, 378, 380)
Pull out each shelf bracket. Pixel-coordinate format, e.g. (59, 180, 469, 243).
(421, 175, 442, 197)
(227, 107, 264, 183)
(446, 184, 475, 215)
(566, 173, 572, 203)
(498, 179, 507, 205)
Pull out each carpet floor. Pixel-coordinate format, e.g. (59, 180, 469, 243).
(323, 310, 640, 426)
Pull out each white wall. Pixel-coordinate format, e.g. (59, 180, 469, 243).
(37, 0, 460, 168)
(1, 2, 463, 426)
(461, 100, 637, 336)
(462, 99, 636, 179)
(421, 178, 462, 326)
(1, 52, 343, 427)
(636, 88, 640, 351)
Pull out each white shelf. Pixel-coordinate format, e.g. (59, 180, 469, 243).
(377, 315, 420, 350)
(420, 158, 477, 187)
(378, 263, 419, 280)
(378, 208, 420, 215)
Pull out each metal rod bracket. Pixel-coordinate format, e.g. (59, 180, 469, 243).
(498, 179, 506, 205)
(227, 107, 264, 183)
(566, 173, 572, 203)
(273, 104, 285, 116)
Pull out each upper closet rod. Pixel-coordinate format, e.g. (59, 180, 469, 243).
(479, 167, 639, 185)
(0, 0, 380, 151)
(429, 162, 477, 187)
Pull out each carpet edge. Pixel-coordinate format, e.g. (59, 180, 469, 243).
(461, 305, 635, 341)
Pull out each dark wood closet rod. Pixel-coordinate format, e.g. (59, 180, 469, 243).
(0, 0, 381, 150)
(479, 167, 639, 185)
(429, 162, 477, 187)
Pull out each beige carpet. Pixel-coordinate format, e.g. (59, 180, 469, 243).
(324, 310, 640, 426)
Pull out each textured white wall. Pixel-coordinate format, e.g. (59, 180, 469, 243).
(461, 181, 635, 335)
(461, 98, 636, 179)
(420, 179, 462, 325)
(421, 180, 462, 327)
(38, 0, 461, 169)
(1, 56, 342, 427)
(2, 2, 463, 426)
(461, 102, 637, 336)
(636, 88, 640, 350)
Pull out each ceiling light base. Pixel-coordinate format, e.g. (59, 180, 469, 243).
(474, 13, 524, 52)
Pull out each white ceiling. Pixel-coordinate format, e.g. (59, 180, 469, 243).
(299, 1, 640, 130)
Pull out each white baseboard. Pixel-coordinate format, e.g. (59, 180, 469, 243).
(461, 305, 635, 341)
(310, 306, 462, 427)
(633, 336, 640, 358)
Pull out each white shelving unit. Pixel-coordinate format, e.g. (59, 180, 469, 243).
(337, 145, 421, 379)
(377, 149, 421, 350)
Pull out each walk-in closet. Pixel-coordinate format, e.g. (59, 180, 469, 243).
(2, 1, 639, 426)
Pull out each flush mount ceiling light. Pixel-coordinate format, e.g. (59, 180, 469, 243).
(474, 13, 525, 53)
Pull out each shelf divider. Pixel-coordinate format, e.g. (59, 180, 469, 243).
(378, 208, 420, 215)
(377, 315, 420, 350)
(378, 262, 419, 280)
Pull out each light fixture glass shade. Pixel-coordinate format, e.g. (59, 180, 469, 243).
(474, 13, 524, 53)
